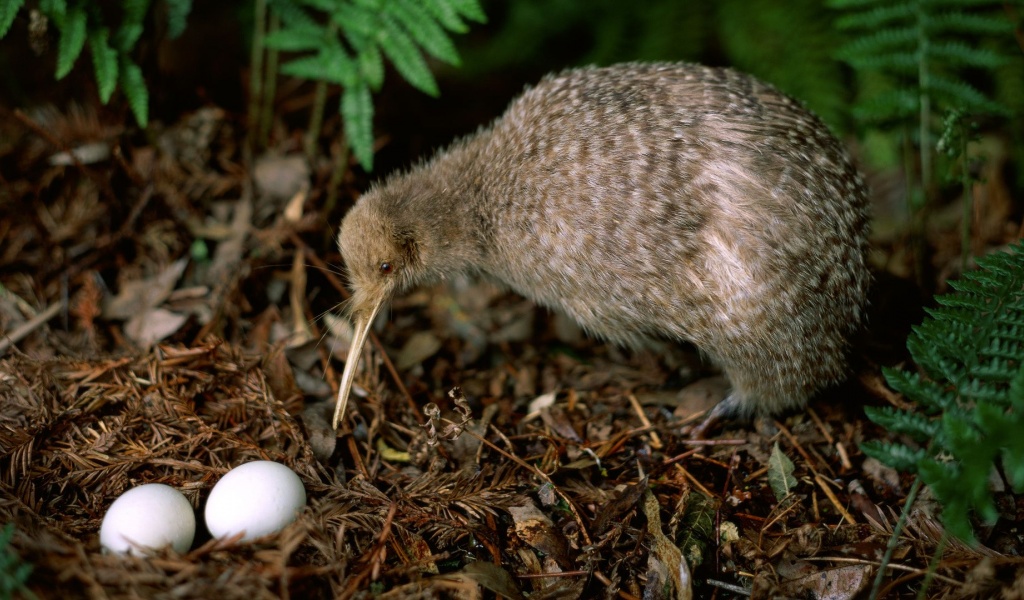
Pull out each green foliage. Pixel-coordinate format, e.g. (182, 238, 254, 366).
(0, 0, 194, 127)
(862, 241, 1024, 544)
(0, 523, 34, 600)
(832, 0, 1011, 127)
(264, 0, 485, 170)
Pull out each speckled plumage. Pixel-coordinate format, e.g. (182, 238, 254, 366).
(334, 62, 870, 426)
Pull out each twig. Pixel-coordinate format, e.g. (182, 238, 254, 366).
(814, 473, 856, 525)
(626, 394, 662, 449)
(0, 301, 64, 356)
(473, 425, 593, 546)
(12, 109, 119, 205)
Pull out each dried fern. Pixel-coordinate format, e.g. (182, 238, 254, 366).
(863, 240, 1024, 543)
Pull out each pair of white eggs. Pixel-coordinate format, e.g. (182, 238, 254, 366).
(99, 461, 306, 555)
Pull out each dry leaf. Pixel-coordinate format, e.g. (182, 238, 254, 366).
(103, 258, 188, 320)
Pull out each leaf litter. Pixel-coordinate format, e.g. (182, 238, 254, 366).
(1, 100, 1023, 600)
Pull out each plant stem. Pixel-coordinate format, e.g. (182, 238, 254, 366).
(325, 134, 350, 221)
(960, 119, 972, 269)
(259, 12, 280, 148)
(869, 476, 923, 600)
(248, 0, 267, 152)
(913, 0, 931, 287)
(305, 80, 329, 163)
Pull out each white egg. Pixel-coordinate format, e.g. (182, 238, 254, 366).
(100, 484, 196, 555)
(204, 461, 306, 541)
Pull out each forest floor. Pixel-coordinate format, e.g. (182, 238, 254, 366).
(1, 89, 1022, 600)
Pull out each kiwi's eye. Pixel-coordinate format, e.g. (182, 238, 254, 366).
(379, 261, 394, 275)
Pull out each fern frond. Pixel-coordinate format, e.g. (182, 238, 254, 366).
(88, 27, 118, 102)
(55, 4, 87, 79)
(377, 13, 439, 95)
(342, 82, 374, 170)
(387, 0, 460, 65)
(165, 0, 191, 38)
(118, 57, 148, 126)
(835, 4, 913, 30)
(358, 43, 384, 89)
(852, 88, 919, 124)
(827, 0, 894, 9)
(445, 0, 486, 23)
(0, 0, 25, 38)
(837, 27, 917, 58)
(867, 241, 1024, 543)
(861, 440, 929, 472)
(264, 24, 327, 51)
(113, 0, 149, 51)
(928, 11, 1014, 35)
(865, 404, 941, 439)
(927, 40, 1007, 69)
(423, 0, 468, 33)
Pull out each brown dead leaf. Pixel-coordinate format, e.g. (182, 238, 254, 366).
(124, 307, 189, 347)
(103, 258, 188, 320)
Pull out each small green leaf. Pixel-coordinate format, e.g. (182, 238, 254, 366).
(423, 0, 467, 33)
(88, 27, 118, 102)
(387, 0, 461, 65)
(359, 43, 384, 89)
(378, 14, 438, 96)
(341, 82, 374, 170)
(119, 58, 149, 127)
(113, 0, 149, 51)
(835, 4, 913, 30)
(0, 0, 25, 38)
(55, 3, 87, 79)
(39, 0, 66, 21)
(333, 2, 381, 39)
(166, 0, 191, 38)
(767, 442, 797, 502)
(445, 0, 486, 23)
(264, 25, 326, 51)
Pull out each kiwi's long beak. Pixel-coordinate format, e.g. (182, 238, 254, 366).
(332, 302, 384, 429)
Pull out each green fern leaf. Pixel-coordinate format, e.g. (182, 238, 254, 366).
(853, 88, 919, 124)
(269, 0, 319, 30)
(930, 74, 1008, 116)
(423, 0, 467, 32)
(333, 1, 381, 39)
(0, 0, 25, 38)
(377, 14, 439, 96)
(264, 25, 326, 51)
(837, 27, 917, 58)
(387, 0, 460, 65)
(928, 40, 1007, 69)
(341, 82, 374, 170)
(861, 440, 929, 472)
(835, 4, 912, 30)
(359, 43, 384, 89)
(166, 0, 191, 38)
(445, 0, 486, 22)
(281, 47, 357, 86)
(88, 27, 118, 102)
(55, 3, 87, 79)
(843, 51, 918, 73)
(928, 11, 1015, 35)
(113, 0, 149, 51)
(39, 0, 66, 21)
(119, 57, 149, 126)
(1000, 366, 1024, 491)
(864, 404, 940, 440)
(917, 457, 988, 544)
(827, 0, 894, 8)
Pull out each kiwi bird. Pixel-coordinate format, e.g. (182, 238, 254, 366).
(332, 62, 870, 429)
